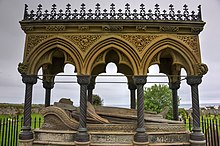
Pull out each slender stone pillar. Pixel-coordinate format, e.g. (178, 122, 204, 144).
(133, 76, 148, 144)
(169, 81, 180, 121)
(19, 75, 37, 140)
(187, 75, 205, 145)
(87, 83, 95, 104)
(43, 81, 54, 107)
(128, 83, 136, 109)
(75, 75, 90, 143)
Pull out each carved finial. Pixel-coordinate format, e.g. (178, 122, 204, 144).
(50, 4, 57, 20)
(191, 11, 196, 21)
(176, 10, 182, 20)
(155, 4, 161, 20)
(36, 4, 42, 20)
(140, 4, 146, 19)
(43, 10, 49, 20)
(102, 9, 108, 20)
(95, 3, 101, 19)
(80, 3, 86, 19)
(133, 9, 138, 20)
(24, 4, 29, 20)
(110, 3, 116, 19)
(162, 9, 168, 20)
(65, 4, 71, 19)
(169, 4, 175, 20)
(58, 9, 63, 19)
(183, 4, 189, 21)
(197, 5, 202, 21)
(125, 3, 131, 19)
(87, 9, 93, 20)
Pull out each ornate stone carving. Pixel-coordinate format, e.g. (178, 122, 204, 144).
(195, 63, 208, 76)
(177, 35, 199, 55)
(78, 26, 89, 31)
(21, 26, 34, 31)
(160, 26, 179, 32)
(40, 106, 79, 130)
(45, 25, 66, 31)
(95, 52, 105, 63)
(65, 53, 74, 64)
(26, 35, 53, 57)
(63, 35, 101, 52)
(136, 26, 147, 31)
(191, 27, 203, 33)
(18, 62, 28, 75)
(119, 52, 130, 63)
(102, 26, 123, 31)
(120, 35, 159, 52)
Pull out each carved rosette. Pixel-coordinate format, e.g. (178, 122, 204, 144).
(160, 26, 179, 32)
(78, 26, 89, 31)
(26, 35, 53, 58)
(120, 35, 159, 53)
(45, 25, 66, 31)
(136, 26, 147, 31)
(63, 35, 101, 52)
(102, 26, 123, 31)
(177, 35, 199, 56)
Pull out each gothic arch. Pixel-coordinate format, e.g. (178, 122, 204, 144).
(142, 37, 199, 76)
(25, 37, 83, 75)
(84, 37, 140, 75)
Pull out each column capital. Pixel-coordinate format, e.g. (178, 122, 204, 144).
(133, 76, 147, 85)
(77, 75, 91, 85)
(22, 74, 37, 84)
(187, 75, 202, 85)
(88, 83, 95, 90)
(43, 81, 54, 89)
(128, 83, 137, 90)
(169, 81, 180, 90)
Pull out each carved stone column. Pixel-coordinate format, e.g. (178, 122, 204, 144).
(169, 81, 180, 121)
(187, 75, 205, 145)
(133, 76, 148, 144)
(43, 81, 54, 107)
(87, 83, 95, 104)
(128, 83, 136, 109)
(75, 75, 90, 143)
(19, 75, 37, 140)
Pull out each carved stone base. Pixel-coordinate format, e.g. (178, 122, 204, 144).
(133, 141, 149, 146)
(19, 139, 33, 146)
(75, 141, 90, 146)
(189, 139, 206, 146)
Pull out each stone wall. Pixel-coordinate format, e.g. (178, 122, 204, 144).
(0, 104, 44, 115)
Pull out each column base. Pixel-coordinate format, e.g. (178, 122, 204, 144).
(19, 126, 34, 140)
(75, 128, 90, 142)
(189, 139, 206, 146)
(19, 139, 33, 146)
(190, 131, 205, 141)
(133, 141, 149, 146)
(133, 128, 148, 143)
(75, 141, 90, 146)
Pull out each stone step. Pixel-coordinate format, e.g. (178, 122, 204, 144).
(34, 129, 190, 146)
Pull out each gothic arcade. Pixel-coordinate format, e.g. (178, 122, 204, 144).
(18, 3, 208, 146)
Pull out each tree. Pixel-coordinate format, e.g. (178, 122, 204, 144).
(144, 84, 173, 119)
(92, 94, 103, 106)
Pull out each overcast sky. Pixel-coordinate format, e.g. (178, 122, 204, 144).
(0, 0, 220, 108)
